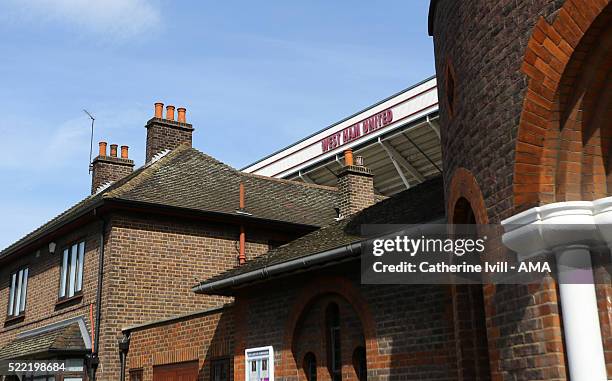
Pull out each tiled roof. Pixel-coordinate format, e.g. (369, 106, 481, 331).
(0, 321, 88, 360)
(195, 176, 445, 292)
(1, 145, 338, 259)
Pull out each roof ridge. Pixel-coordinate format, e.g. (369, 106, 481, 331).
(241, 172, 338, 192)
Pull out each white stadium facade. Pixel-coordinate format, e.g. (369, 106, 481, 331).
(242, 76, 441, 196)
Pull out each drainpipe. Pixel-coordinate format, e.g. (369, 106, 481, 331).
(238, 183, 247, 265)
(90, 209, 106, 381)
(118, 333, 131, 381)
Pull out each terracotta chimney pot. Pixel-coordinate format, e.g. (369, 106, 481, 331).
(110, 144, 118, 158)
(154, 102, 164, 118)
(177, 107, 186, 123)
(344, 149, 354, 166)
(121, 145, 129, 159)
(99, 141, 107, 157)
(166, 105, 175, 121)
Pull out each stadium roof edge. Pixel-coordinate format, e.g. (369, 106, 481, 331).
(240, 75, 437, 171)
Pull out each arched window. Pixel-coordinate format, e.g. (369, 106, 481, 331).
(326, 303, 341, 381)
(303, 352, 317, 381)
(352, 346, 367, 381)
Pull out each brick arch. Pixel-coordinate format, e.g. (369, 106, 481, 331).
(514, 0, 612, 210)
(279, 276, 378, 379)
(447, 167, 489, 224)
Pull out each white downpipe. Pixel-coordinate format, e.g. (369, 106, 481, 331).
(501, 199, 610, 381)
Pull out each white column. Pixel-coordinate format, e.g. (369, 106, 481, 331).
(502, 201, 609, 381)
(554, 244, 607, 381)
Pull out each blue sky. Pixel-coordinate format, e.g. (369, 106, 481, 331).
(0, 0, 434, 250)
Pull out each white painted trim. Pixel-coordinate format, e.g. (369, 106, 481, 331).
(501, 199, 610, 381)
(245, 346, 274, 381)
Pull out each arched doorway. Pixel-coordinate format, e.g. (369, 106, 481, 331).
(292, 295, 367, 381)
(451, 195, 491, 381)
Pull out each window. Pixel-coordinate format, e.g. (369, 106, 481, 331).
(303, 353, 317, 381)
(326, 303, 341, 381)
(211, 359, 230, 381)
(59, 241, 85, 299)
(129, 369, 143, 381)
(444, 61, 456, 117)
(7, 267, 29, 317)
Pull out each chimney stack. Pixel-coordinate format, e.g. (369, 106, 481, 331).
(91, 141, 134, 194)
(337, 149, 375, 217)
(145, 102, 193, 163)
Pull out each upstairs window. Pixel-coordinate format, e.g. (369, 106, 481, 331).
(7, 267, 29, 317)
(59, 241, 85, 299)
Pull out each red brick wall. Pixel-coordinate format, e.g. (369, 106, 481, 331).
(233, 267, 458, 381)
(337, 167, 375, 217)
(91, 156, 134, 195)
(432, 0, 612, 379)
(126, 306, 234, 381)
(0, 221, 104, 359)
(145, 118, 193, 163)
(95, 211, 275, 380)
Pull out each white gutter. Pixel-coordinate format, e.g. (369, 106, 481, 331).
(502, 198, 611, 381)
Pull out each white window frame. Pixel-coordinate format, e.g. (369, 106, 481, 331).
(245, 346, 274, 381)
(7, 267, 29, 317)
(59, 241, 85, 299)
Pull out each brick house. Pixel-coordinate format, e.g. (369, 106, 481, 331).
(0, 104, 340, 381)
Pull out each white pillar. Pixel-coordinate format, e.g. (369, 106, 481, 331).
(555, 244, 607, 381)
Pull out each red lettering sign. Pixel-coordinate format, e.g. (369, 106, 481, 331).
(321, 108, 394, 152)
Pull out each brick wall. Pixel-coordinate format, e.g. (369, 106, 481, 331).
(95, 211, 277, 380)
(233, 264, 458, 381)
(431, 0, 611, 379)
(431, 0, 565, 223)
(126, 306, 234, 381)
(145, 118, 194, 163)
(0, 221, 104, 359)
(337, 166, 375, 217)
(91, 155, 134, 194)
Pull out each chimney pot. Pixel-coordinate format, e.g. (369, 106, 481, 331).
(166, 105, 175, 121)
(177, 107, 186, 123)
(355, 156, 364, 166)
(121, 145, 129, 159)
(154, 102, 164, 118)
(99, 141, 107, 157)
(110, 144, 118, 157)
(344, 149, 354, 166)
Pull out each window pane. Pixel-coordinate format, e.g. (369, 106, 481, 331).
(14, 270, 23, 316)
(20, 268, 28, 313)
(8, 272, 16, 316)
(76, 242, 85, 292)
(60, 249, 69, 298)
(68, 244, 77, 297)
